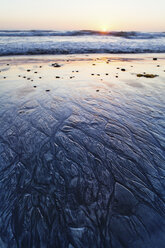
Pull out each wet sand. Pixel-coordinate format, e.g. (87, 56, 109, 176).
(0, 54, 165, 248)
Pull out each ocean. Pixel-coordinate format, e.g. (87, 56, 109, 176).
(0, 30, 165, 56)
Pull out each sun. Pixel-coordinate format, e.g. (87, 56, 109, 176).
(100, 27, 108, 33)
(102, 27, 107, 32)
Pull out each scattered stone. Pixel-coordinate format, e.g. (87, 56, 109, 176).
(91, 74, 94, 76)
(46, 89, 50, 92)
(39, 77, 42, 79)
(153, 58, 157, 60)
(116, 76, 118, 78)
(33, 86, 37, 88)
(137, 73, 158, 78)
(117, 67, 120, 69)
(18, 75, 21, 77)
(31, 80, 33, 82)
(157, 65, 160, 67)
(96, 89, 99, 92)
(27, 78, 31, 80)
(34, 72, 38, 74)
(76, 71, 79, 73)
(52, 63, 61, 68)
(92, 64, 96, 66)
(121, 68, 126, 71)
(97, 74, 100, 76)
(27, 69, 31, 72)
(7, 64, 9, 66)
(3, 77, 6, 79)
(39, 66, 42, 68)
(23, 76, 26, 78)
(56, 76, 60, 78)
(105, 73, 109, 75)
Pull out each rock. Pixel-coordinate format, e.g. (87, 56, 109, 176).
(52, 63, 61, 68)
(137, 73, 158, 78)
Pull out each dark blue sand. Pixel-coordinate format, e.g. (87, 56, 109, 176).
(0, 57, 165, 248)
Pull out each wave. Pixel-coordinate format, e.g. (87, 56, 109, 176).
(0, 30, 165, 39)
(1, 47, 165, 56)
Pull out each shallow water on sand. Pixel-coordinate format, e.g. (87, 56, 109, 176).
(0, 54, 165, 247)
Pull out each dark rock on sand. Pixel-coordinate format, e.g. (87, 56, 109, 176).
(137, 73, 158, 78)
(52, 63, 61, 68)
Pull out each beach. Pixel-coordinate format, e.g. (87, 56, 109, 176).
(0, 53, 165, 247)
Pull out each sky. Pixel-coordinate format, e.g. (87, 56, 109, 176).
(0, 0, 164, 31)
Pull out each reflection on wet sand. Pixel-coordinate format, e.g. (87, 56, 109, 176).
(0, 54, 165, 248)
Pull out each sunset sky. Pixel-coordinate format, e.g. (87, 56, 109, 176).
(0, 0, 164, 31)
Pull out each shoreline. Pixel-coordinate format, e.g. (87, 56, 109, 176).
(0, 53, 165, 65)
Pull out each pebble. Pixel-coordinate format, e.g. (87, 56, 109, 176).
(52, 63, 61, 68)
